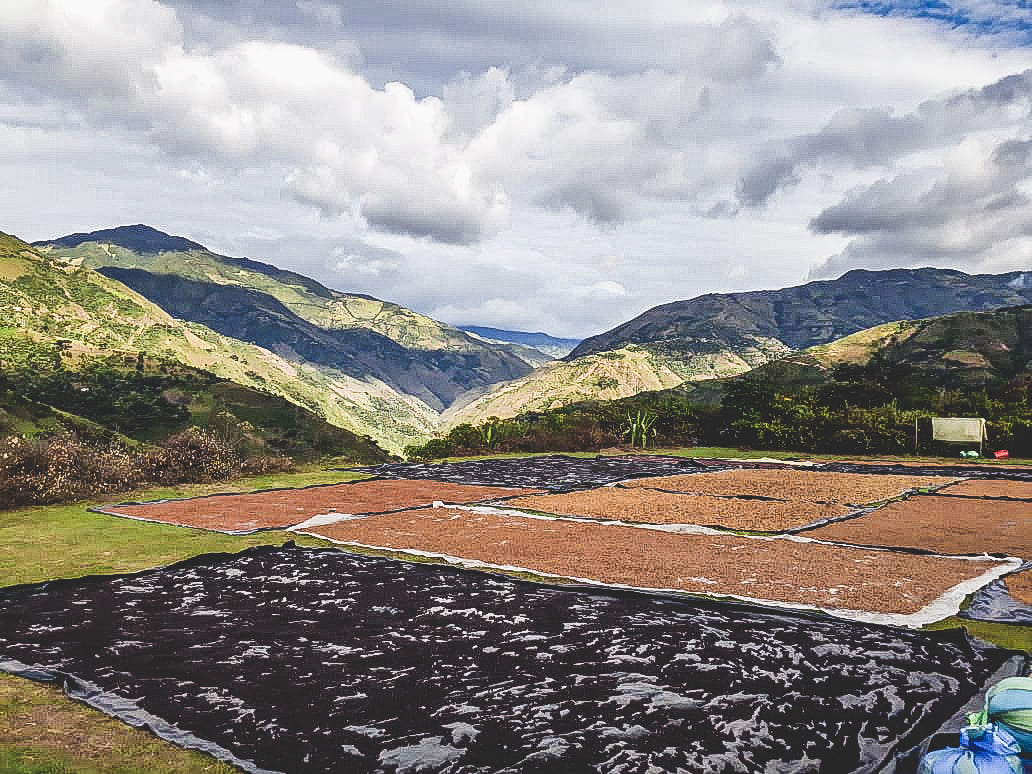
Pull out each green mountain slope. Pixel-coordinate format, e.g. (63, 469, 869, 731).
(628, 305, 1032, 413)
(742, 305, 1032, 394)
(34, 225, 538, 412)
(457, 267, 1032, 426)
(0, 331, 388, 462)
(441, 341, 785, 426)
(570, 267, 1032, 363)
(0, 231, 409, 455)
(443, 346, 686, 425)
(413, 305, 1032, 460)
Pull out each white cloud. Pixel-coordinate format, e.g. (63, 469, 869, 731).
(1, 0, 1030, 337)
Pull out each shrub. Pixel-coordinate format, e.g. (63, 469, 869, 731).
(0, 433, 144, 507)
(139, 428, 242, 484)
(0, 428, 297, 509)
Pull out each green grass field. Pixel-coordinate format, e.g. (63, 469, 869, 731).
(0, 456, 1029, 772)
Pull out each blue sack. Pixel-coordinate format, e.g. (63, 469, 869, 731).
(918, 725, 1023, 774)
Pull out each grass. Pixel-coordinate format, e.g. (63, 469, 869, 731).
(0, 470, 368, 587)
(924, 617, 1032, 654)
(0, 674, 238, 774)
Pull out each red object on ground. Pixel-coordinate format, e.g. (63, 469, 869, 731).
(995, 450, 1010, 459)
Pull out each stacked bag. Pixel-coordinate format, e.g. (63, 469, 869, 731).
(920, 677, 1032, 774)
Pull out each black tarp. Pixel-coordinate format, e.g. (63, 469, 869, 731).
(350, 454, 712, 490)
(0, 544, 1016, 774)
(354, 455, 1032, 492)
(961, 565, 1032, 626)
(821, 462, 1032, 481)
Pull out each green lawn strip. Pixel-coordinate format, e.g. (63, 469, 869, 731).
(0, 674, 239, 774)
(656, 446, 809, 460)
(923, 617, 1032, 654)
(659, 447, 1032, 465)
(0, 470, 369, 587)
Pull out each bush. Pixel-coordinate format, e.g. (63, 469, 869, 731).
(139, 428, 242, 484)
(0, 433, 143, 507)
(0, 428, 296, 509)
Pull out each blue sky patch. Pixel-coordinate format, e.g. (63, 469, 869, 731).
(834, 0, 1032, 42)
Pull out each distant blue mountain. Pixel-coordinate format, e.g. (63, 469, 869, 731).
(460, 326, 580, 358)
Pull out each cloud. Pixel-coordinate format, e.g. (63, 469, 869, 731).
(0, 2, 782, 240)
(0, 1, 509, 244)
(737, 69, 1032, 207)
(810, 136, 1032, 276)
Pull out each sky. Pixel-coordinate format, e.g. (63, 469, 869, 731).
(0, 1, 1030, 338)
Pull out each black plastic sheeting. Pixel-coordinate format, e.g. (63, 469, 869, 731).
(822, 462, 1032, 481)
(0, 544, 1017, 774)
(961, 565, 1032, 626)
(351, 454, 713, 491)
(354, 455, 1032, 492)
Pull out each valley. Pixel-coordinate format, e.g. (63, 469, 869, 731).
(5, 222, 1032, 464)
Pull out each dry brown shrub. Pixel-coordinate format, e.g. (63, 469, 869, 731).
(240, 454, 295, 476)
(0, 428, 299, 509)
(139, 428, 243, 484)
(0, 434, 145, 507)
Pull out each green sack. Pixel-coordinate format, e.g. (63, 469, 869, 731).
(969, 677, 1032, 758)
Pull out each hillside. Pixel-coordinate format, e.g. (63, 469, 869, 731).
(448, 267, 1032, 424)
(412, 305, 1032, 459)
(33, 226, 538, 412)
(0, 332, 388, 462)
(443, 337, 795, 426)
(459, 326, 580, 359)
(570, 267, 1032, 361)
(746, 305, 1032, 394)
(0, 231, 405, 455)
(623, 305, 1032, 413)
(443, 346, 687, 426)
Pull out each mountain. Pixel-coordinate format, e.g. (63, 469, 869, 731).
(39, 223, 206, 254)
(459, 326, 581, 358)
(31, 226, 544, 450)
(445, 267, 1032, 426)
(35, 226, 538, 410)
(742, 304, 1032, 394)
(0, 232, 389, 461)
(443, 346, 687, 426)
(569, 267, 1032, 360)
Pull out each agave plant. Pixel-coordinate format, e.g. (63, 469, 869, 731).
(623, 409, 657, 448)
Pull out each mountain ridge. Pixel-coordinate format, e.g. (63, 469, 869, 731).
(29, 225, 548, 449)
(569, 267, 1032, 360)
(459, 326, 580, 358)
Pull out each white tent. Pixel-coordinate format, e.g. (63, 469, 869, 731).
(931, 417, 988, 455)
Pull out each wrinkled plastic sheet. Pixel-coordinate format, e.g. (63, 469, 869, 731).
(0, 544, 1017, 774)
(962, 564, 1032, 626)
(823, 462, 1032, 481)
(351, 454, 715, 491)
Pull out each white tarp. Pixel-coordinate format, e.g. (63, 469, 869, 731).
(932, 417, 987, 443)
